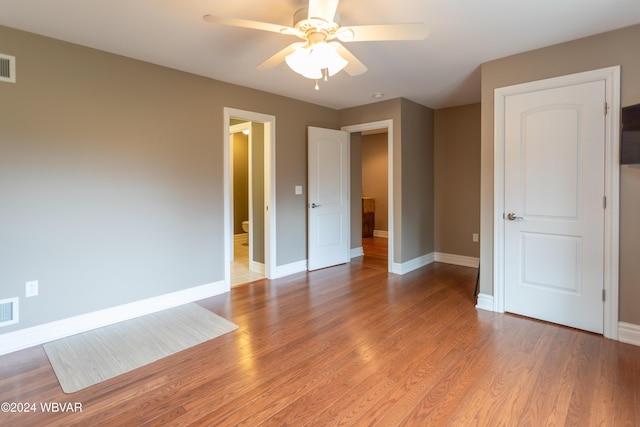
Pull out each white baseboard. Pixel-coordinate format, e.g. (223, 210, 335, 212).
(273, 260, 307, 279)
(391, 252, 479, 275)
(475, 293, 494, 311)
(392, 252, 435, 275)
(250, 261, 265, 275)
(351, 247, 364, 258)
(0, 280, 228, 356)
(474, 298, 638, 346)
(373, 230, 389, 238)
(434, 252, 479, 268)
(618, 322, 640, 346)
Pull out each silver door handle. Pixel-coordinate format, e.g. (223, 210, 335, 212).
(310, 203, 321, 208)
(506, 212, 524, 221)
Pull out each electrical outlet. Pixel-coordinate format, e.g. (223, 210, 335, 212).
(26, 280, 38, 297)
(472, 233, 479, 243)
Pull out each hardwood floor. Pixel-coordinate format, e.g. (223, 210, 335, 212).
(1, 238, 639, 426)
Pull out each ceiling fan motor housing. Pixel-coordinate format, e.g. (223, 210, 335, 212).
(293, 7, 340, 39)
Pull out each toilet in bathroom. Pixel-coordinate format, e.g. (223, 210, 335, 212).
(241, 220, 249, 233)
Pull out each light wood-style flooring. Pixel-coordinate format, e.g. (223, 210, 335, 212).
(231, 234, 264, 287)
(1, 237, 638, 426)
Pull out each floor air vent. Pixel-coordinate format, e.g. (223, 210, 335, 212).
(0, 298, 19, 327)
(0, 54, 16, 83)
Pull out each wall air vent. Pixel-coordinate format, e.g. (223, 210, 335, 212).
(0, 298, 19, 327)
(0, 54, 16, 83)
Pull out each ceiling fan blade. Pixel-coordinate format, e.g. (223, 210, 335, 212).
(332, 43, 367, 76)
(257, 42, 306, 70)
(337, 23, 429, 42)
(203, 15, 301, 36)
(308, 0, 340, 22)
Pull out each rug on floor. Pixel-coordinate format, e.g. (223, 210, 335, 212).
(43, 303, 238, 393)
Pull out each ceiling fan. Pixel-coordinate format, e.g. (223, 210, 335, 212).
(203, 0, 428, 89)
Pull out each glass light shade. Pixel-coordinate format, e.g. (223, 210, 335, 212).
(285, 42, 348, 79)
(285, 47, 323, 79)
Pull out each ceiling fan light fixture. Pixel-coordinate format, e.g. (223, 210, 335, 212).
(204, 0, 428, 86)
(285, 48, 322, 78)
(336, 28, 354, 41)
(285, 41, 348, 81)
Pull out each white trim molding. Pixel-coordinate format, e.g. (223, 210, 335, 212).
(493, 66, 620, 339)
(273, 260, 307, 279)
(351, 247, 364, 258)
(0, 297, 19, 327)
(476, 293, 494, 312)
(0, 281, 227, 356)
(434, 253, 479, 268)
(392, 253, 435, 275)
(342, 119, 394, 273)
(250, 261, 265, 275)
(224, 108, 277, 287)
(618, 322, 640, 347)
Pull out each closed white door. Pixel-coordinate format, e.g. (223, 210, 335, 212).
(308, 126, 350, 271)
(504, 80, 605, 333)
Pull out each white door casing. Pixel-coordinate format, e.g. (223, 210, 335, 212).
(504, 81, 605, 333)
(308, 126, 350, 271)
(342, 119, 394, 273)
(493, 66, 620, 339)
(223, 108, 276, 288)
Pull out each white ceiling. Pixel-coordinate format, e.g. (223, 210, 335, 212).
(1, 0, 639, 110)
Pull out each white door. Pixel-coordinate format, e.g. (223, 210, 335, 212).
(308, 126, 350, 270)
(504, 80, 605, 333)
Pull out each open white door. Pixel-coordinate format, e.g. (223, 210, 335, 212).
(308, 126, 350, 271)
(504, 80, 606, 333)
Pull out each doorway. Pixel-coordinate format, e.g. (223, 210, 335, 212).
(224, 108, 276, 289)
(360, 128, 389, 269)
(230, 121, 264, 285)
(493, 66, 620, 338)
(342, 119, 394, 273)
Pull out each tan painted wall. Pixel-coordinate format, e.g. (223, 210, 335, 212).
(434, 103, 481, 258)
(350, 132, 363, 250)
(361, 132, 389, 232)
(232, 132, 249, 235)
(0, 25, 337, 333)
(340, 99, 403, 261)
(251, 122, 265, 264)
(400, 99, 435, 260)
(480, 24, 640, 325)
(340, 98, 435, 264)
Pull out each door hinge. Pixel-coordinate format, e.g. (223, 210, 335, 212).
(602, 289, 606, 302)
(603, 196, 607, 209)
(604, 102, 608, 115)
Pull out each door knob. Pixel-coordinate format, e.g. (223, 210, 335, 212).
(506, 212, 524, 221)
(310, 203, 321, 208)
